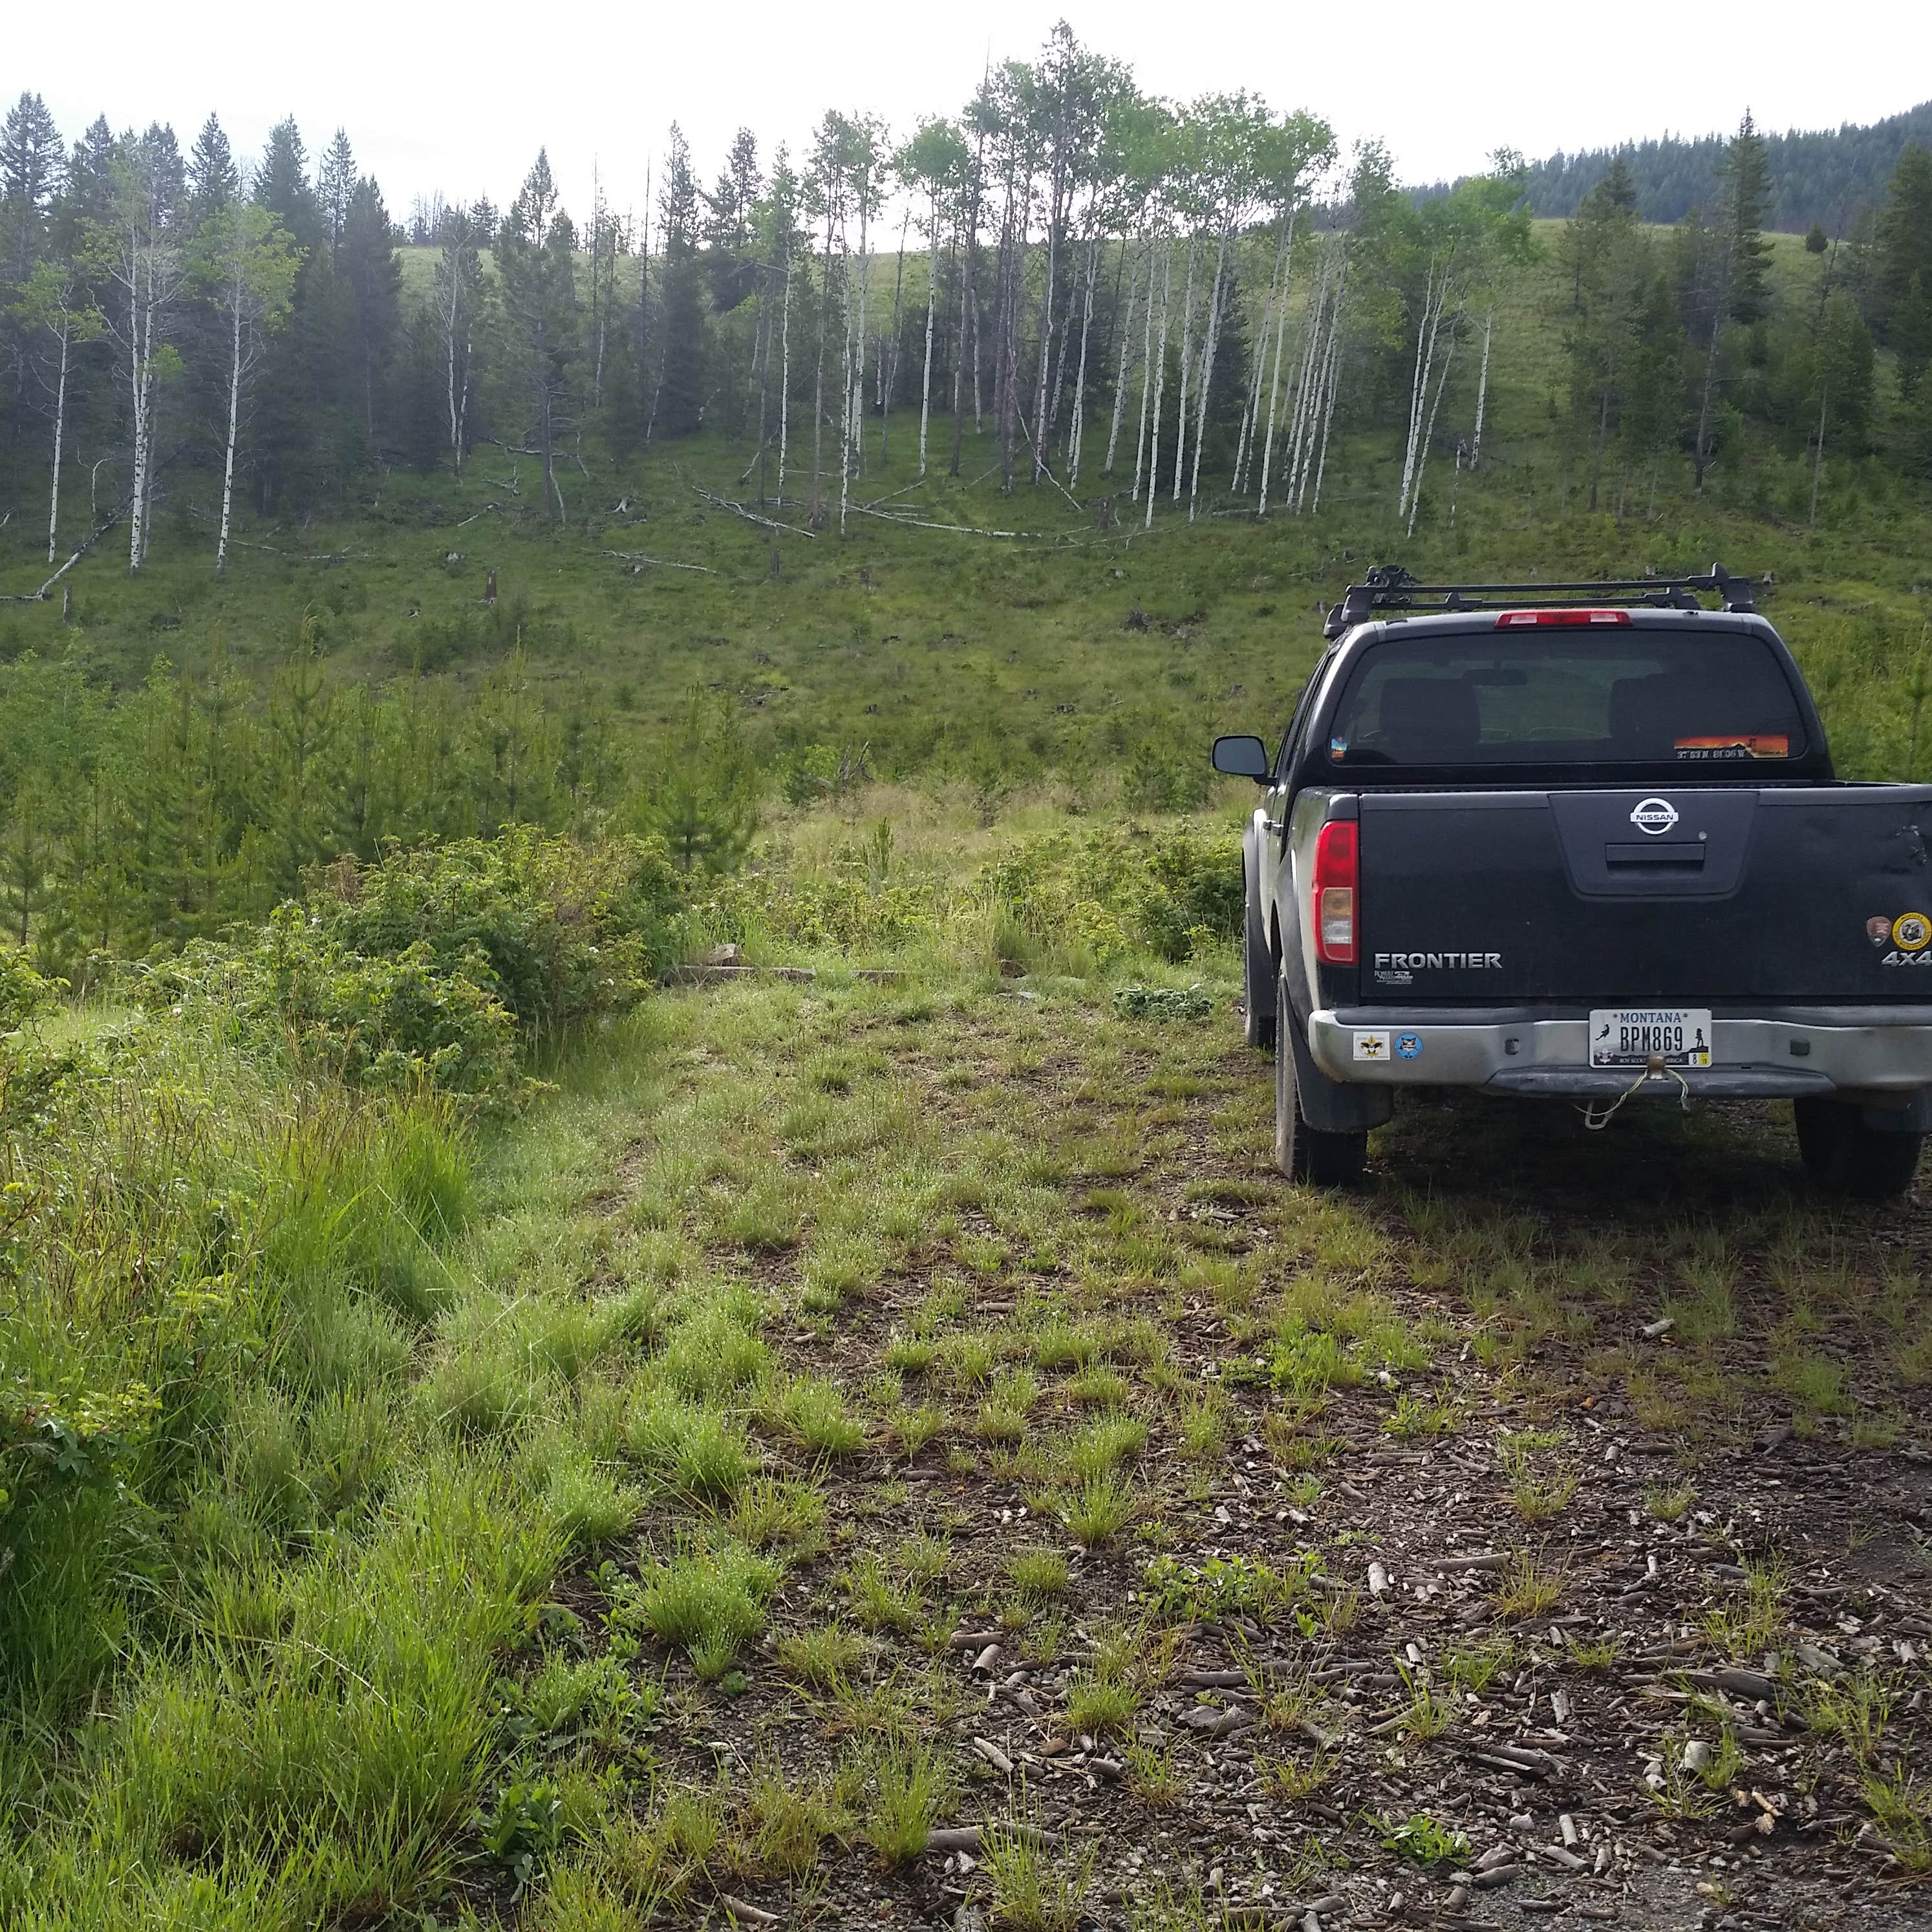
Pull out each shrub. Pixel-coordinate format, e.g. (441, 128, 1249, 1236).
(142, 832, 687, 1106)
(310, 828, 686, 1033)
(977, 824, 1241, 966)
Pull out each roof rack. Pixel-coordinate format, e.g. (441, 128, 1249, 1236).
(1322, 562, 1758, 639)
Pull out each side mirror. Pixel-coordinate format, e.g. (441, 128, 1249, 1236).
(1212, 734, 1271, 782)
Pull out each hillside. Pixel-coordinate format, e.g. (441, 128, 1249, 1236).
(4, 52, 1932, 1932)
(1507, 99, 1932, 233)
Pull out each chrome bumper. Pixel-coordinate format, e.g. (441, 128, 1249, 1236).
(1307, 1007, 1932, 1102)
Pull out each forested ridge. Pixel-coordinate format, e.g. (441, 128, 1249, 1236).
(1466, 97, 1932, 236)
(0, 24, 1927, 981)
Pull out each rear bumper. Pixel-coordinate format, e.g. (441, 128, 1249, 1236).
(1307, 1007, 1932, 1104)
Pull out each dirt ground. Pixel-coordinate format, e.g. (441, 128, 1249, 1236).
(502, 980, 1932, 1932)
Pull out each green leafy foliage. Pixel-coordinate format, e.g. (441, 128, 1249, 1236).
(141, 830, 684, 1104)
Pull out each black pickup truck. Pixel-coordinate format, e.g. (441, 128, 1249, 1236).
(1212, 566, 1932, 1197)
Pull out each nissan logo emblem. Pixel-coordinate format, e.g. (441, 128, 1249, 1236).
(1630, 797, 1679, 835)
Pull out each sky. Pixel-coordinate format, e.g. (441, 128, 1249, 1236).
(10, 0, 1931, 225)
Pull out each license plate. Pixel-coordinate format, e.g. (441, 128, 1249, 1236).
(1589, 1007, 1712, 1069)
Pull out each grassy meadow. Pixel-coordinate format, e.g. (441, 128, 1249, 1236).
(3, 791, 1931, 1928)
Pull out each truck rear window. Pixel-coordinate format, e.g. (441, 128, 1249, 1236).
(1324, 631, 1807, 767)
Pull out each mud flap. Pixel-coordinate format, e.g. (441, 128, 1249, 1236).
(1287, 1019, 1393, 1133)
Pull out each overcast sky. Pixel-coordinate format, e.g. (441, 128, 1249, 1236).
(12, 0, 1931, 223)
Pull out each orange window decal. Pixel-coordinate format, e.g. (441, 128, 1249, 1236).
(1672, 735, 1790, 760)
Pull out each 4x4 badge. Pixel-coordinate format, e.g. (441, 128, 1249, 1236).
(1630, 797, 1679, 835)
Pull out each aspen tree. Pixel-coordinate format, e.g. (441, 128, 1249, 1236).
(12, 264, 101, 564)
(897, 119, 969, 478)
(194, 194, 299, 575)
(435, 206, 481, 477)
(950, 100, 990, 477)
(1104, 241, 1144, 476)
(89, 131, 188, 575)
(1143, 239, 1172, 528)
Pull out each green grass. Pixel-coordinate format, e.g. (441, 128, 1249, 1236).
(9, 549, 1932, 1927)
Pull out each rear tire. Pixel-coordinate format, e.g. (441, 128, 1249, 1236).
(1275, 974, 1368, 1186)
(1794, 1099, 1924, 1201)
(1243, 850, 1276, 1052)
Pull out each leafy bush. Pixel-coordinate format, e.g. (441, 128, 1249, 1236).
(143, 832, 687, 1105)
(980, 823, 1241, 964)
(311, 828, 686, 1033)
(0, 948, 59, 1031)
(156, 914, 521, 1102)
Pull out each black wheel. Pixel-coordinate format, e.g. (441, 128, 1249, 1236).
(1274, 974, 1368, 1186)
(1794, 1099, 1924, 1201)
(1243, 845, 1277, 1052)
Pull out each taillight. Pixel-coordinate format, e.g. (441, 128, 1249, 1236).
(1495, 608, 1631, 627)
(1312, 821, 1358, 965)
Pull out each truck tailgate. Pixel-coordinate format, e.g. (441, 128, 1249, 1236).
(1357, 786, 1932, 1003)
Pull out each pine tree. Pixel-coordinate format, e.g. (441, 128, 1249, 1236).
(1874, 145, 1932, 338)
(494, 151, 578, 521)
(1, 92, 65, 279)
(187, 114, 237, 226)
(318, 129, 356, 252)
(1895, 272, 1932, 397)
(0, 767, 60, 948)
(54, 119, 116, 266)
(631, 691, 758, 872)
(654, 125, 707, 437)
(1722, 112, 1773, 327)
(339, 177, 402, 447)
(253, 118, 321, 250)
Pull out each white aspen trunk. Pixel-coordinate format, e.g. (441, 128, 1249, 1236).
(127, 323, 150, 570)
(1256, 217, 1297, 516)
(1031, 187, 1061, 482)
(1105, 242, 1143, 476)
(839, 224, 856, 533)
(1309, 257, 1349, 515)
(882, 204, 909, 466)
(1067, 233, 1097, 488)
(1135, 241, 1166, 529)
(1397, 258, 1434, 515)
(1187, 224, 1231, 519)
(778, 248, 792, 494)
(1293, 249, 1343, 511)
(973, 288, 985, 433)
(456, 328, 471, 478)
(1237, 215, 1288, 493)
(1170, 232, 1199, 502)
(918, 186, 939, 476)
(1284, 244, 1331, 510)
(47, 321, 69, 566)
(444, 272, 462, 477)
(1471, 306, 1493, 469)
(217, 261, 243, 577)
(1133, 239, 1163, 500)
(811, 201, 834, 510)
(1234, 274, 1269, 493)
(1399, 261, 1448, 519)
(852, 192, 870, 471)
(1406, 335, 1456, 538)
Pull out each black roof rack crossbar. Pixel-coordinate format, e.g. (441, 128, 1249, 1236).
(1323, 562, 1759, 639)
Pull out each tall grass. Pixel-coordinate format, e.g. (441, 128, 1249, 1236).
(0, 994, 582, 1920)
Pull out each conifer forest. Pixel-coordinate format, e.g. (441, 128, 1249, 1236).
(4, 22, 1932, 1932)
